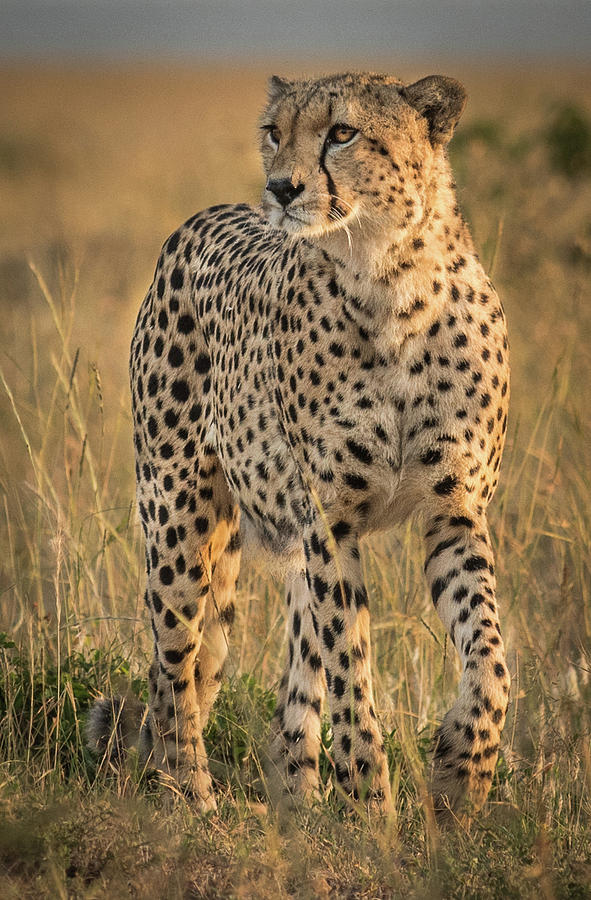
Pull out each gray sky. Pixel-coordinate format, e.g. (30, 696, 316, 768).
(1, 0, 590, 61)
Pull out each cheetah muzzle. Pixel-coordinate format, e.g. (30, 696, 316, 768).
(89, 71, 510, 823)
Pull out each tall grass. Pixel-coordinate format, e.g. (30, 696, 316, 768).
(0, 63, 590, 897)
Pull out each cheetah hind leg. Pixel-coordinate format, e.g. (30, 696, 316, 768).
(139, 448, 240, 813)
(424, 512, 511, 823)
(267, 568, 326, 808)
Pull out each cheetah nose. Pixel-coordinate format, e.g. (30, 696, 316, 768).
(266, 178, 305, 208)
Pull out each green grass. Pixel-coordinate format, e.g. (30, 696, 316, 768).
(0, 63, 590, 897)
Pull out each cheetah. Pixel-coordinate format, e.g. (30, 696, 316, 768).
(90, 72, 510, 821)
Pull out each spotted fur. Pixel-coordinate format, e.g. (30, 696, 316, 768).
(95, 72, 511, 820)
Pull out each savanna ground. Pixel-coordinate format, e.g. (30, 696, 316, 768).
(1, 60, 591, 898)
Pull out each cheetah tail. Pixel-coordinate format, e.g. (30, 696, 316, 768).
(86, 694, 147, 764)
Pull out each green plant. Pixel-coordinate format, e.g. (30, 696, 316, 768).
(545, 104, 591, 178)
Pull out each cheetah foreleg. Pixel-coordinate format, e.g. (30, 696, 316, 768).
(268, 569, 326, 805)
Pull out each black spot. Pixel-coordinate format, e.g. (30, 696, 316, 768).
(188, 564, 203, 581)
(166, 231, 180, 254)
(332, 520, 351, 542)
(346, 438, 373, 465)
(170, 267, 184, 290)
(431, 576, 448, 605)
(177, 314, 195, 334)
(171, 379, 190, 402)
(464, 555, 488, 572)
(421, 448, 442, 466)
(344, 472, 368, 491)
(333, 676, 346, 698)
(322, 626, 335, 652)
(168, 345, 184, 367)
(195, 353, 210, 374)
(450, 516, 473, 529)
(313, 574, 329, 604)
(309, 652, 322, 671)
(165, 647, 190, 665)
(434, 475, 458, 495)
(354, 587, 368, 609)
(164, 609, 178, 629)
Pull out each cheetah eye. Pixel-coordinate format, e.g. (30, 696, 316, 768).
(327, 124, 358, 146)
(264, 126, 281, 148)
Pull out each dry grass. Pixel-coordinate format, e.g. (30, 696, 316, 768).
(1, 62, 590, 898)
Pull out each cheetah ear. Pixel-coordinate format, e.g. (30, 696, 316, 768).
(267, 75, 293, 103)
(400, 75, 467, 146)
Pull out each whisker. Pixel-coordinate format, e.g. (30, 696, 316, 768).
(315, 192, 357, 215)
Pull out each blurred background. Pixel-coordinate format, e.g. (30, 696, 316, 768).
(3, 0, 591, 60)
(0, 4, 591, 891)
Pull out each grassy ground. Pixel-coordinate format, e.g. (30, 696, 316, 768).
(1, 62, 590, 898)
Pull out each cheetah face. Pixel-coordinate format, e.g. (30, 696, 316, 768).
(260, 72, 466, 245)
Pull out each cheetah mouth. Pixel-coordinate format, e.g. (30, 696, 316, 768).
(263, 203, 316, 233)
(264, 201, 359, 238)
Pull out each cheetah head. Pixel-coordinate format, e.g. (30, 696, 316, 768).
(260, 72, 466, 257)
